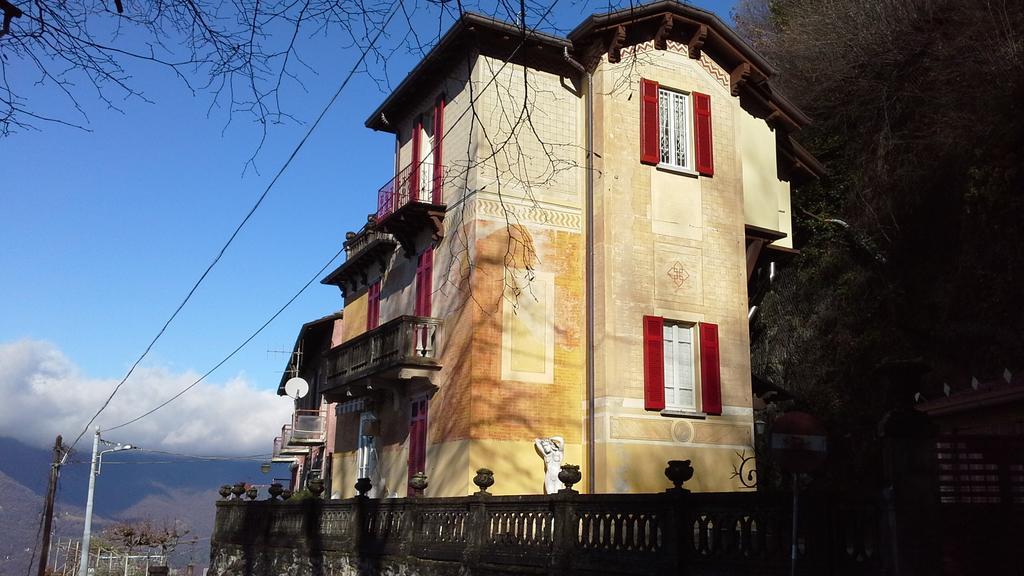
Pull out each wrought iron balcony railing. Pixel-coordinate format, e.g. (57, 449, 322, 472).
(287, 408, 327, 446)
(374, 162, 448, 255)
(376, 161, 447, 222)
(323, 315, 441, 394)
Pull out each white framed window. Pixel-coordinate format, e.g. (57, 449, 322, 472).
(663, 322, 696, 411)
(658, 88, 693, 171)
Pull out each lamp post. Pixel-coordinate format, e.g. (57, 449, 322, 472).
(77, 428, 137, 576)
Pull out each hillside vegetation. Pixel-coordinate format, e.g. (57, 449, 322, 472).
(735, 0, 1024, 486)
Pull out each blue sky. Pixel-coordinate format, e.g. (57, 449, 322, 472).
(0, 0, 736, 453)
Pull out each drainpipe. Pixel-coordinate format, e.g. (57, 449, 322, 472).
(564, 48, 595, 494)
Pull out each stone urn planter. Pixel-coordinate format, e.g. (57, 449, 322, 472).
(409, 472, 428, 495)
(354, 477, 372, 497)
(665, 460, 694, 493)
(558, 464, 582, 493)
(231, 482, 247, 500)
(308, 477, 325, 498)
(473, 468, 495, 495)
(245, 486, 258, 501)
(218, 485, 233, 500)
(268, 483, 284, 500)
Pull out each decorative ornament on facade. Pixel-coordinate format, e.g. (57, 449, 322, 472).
(668, 260, 690, 288)
(535, 436, 566, 494)
(730, 450, 759, 488)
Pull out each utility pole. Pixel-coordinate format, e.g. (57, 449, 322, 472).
(77, 429, 136, 576)
(78, 429, 101, 576)
(37, 434, 64, 576)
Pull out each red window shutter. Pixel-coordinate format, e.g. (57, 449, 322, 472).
(699, 322, 722, 415)
(366, 282, 380, 330)
(415, 249, 433, 317)
(643, 315, 665, 411)
(693, 92, 714, 176)
(432, 96, 445, 204)
(640, 79, 661, 165)
(410, 117, 422, 202)
(408, 398, 428, 495)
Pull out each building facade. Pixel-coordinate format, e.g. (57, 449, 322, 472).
(291, 1, 819, 498)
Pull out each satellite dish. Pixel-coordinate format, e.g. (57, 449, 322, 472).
(284, 377, 309, 399)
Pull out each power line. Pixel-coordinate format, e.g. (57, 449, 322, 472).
(101, 0, 562, 433)
(104, 243, 345, 431)
(66, 0, 405, 454)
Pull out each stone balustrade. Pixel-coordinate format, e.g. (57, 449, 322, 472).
(209, 462, 880, 576)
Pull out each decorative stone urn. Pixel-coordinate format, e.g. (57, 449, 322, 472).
(473, 468, 495, 495)
(231, 482, 247, 500)
(268, 483, 284, 500)
(665, 460, 694, 493)
(308, 477, 325, 498)
(218, 485, 233, 500)
(409, 472, 428, 495)
(245, 486, 258, 501)
(355, 477, 372, 497)
(558, 464, 582, 493)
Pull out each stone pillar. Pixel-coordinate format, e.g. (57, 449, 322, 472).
(876, 359, 937, 576)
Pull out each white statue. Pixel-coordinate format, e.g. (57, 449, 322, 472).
(534, 436, 565, 494)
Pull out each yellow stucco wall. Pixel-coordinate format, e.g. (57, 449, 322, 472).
(341, 293, 367, 344)
(738, 111, 793, 248)
(590, 42, 757, 492)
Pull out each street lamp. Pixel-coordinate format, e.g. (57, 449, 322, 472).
(77, 428, 137, 576)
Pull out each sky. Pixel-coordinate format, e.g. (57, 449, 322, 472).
(0, 0, 736, 457)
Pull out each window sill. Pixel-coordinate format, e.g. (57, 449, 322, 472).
(656, 164, 699, 178)
(660, 409, 706, 420)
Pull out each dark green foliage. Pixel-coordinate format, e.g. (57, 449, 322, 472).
(735, 0, 1024, 488)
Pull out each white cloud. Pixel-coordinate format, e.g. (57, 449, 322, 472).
(0, 339, 293, 456)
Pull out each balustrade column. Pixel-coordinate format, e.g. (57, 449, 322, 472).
(461, 494, 488, 569)
(549, 491, 576, 575)
(664, 490, 693, 575)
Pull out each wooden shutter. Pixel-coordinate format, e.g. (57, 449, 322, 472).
(366, 282, 380, 330)
(407, 398, 428, 495)
(410, 116, 422, 202)
(643, 315, 665, 411)
(693, 92, 714, 176)
(415, 248, 433, 317)
(432, 96, 445, 204)
(640, 79, 661, 165)
(699, 322, 722, 415)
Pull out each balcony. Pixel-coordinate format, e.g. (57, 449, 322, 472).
(276, 425, 310, 458)
(322, 315, 442, 400)
(271, 435, 302, 463)
(321, 227, 398, 297)
(375, 162, 448, 255)
(287, 408, 327, 446)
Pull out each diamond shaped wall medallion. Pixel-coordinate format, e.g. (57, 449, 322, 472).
(667, 260, 689, 288)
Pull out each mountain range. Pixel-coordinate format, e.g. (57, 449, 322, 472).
(0, 436, 288, 575)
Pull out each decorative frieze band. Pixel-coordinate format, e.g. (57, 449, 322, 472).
(475, 196, 583, 232)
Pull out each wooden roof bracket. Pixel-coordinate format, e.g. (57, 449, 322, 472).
(730, 62, 751, 97)
(687, 24, 708, 59)
(607, 25, 627, 63)
(654, 14, 674, 50)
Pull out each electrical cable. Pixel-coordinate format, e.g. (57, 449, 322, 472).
(66, 0, 406, 455)
(104, 242, 346, 431)
(99, 0, 562, 434)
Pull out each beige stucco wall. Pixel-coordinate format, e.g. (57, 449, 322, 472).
(738, 111, 793, 248)
(590, 42, 756, 492)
